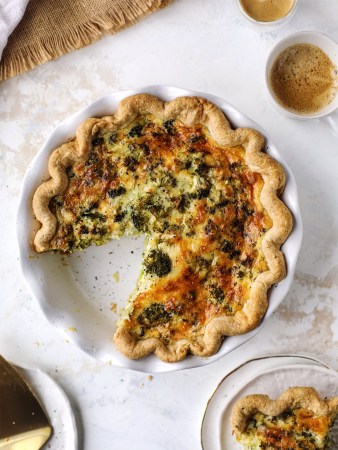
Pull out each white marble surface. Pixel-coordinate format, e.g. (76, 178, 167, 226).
(0, 0, 338, 449)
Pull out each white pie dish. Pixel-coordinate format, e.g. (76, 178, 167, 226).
(16, 85, 302, 373)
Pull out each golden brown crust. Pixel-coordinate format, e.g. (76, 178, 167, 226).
(231, 387, 338, 438)
(32, 94, 293, 361)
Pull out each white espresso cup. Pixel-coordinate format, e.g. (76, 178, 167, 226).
(236, 0, 298, 29)
(265, 31, 338, 123)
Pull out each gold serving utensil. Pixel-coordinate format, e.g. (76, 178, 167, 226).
(0, 355, 52, 449)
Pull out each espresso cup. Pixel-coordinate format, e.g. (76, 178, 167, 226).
(236, 0, 298, 28)
(265, 31, 338, 120)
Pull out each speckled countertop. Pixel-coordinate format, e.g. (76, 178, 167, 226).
(0, 1, 338, 449)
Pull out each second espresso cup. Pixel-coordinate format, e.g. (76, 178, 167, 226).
(265, 31, 338, 119)
(237, 0, 298, 27)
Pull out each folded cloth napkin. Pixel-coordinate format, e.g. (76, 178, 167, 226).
(0, 0, 171, 82)
(0, 0, 29, 59)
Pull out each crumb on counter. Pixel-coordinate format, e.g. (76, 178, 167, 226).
(28, 253, 40, 259)
(112, 271, 120, 283)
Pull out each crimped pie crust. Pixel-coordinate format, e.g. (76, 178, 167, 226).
(231, 387, 338, 442)
(32, 94, 292, 362)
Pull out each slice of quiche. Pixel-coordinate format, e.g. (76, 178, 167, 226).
(32, 94, 292, 362)
(231, 387, 338, 449)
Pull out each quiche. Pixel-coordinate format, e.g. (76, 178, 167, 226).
(231, 387, 338, 449)
(32, 94, 292, 362)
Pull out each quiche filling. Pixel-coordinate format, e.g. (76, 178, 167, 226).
(47, 114, 272, 343)
(238, 408, 334, 450)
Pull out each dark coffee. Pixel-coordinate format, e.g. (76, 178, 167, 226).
(240, 0, 295, 22)
(270, 43, 338, 115)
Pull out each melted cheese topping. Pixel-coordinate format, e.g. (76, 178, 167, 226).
(238, 409, 333, 449)
(49, 115, 272, 343)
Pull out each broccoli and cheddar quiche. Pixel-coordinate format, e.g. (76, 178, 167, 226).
(231, 387, 338, 449)
(32, 94, 292, 362)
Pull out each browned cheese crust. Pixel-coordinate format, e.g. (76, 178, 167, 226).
(231, 387, 338, 445)
(32, 94, 293, 362)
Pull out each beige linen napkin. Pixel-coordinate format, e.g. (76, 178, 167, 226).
(0, 0, 171, 81)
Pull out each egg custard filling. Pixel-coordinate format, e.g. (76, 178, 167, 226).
(239, 409, 333, 449)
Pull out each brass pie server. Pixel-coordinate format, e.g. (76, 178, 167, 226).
(0, 355, 52, 449)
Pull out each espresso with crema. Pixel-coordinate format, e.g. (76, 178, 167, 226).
(239, 0, 295, 22)
(270, 43, 338, 115)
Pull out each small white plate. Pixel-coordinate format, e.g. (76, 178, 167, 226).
(16, 85, 302, 373)
(14, 364, 77, 450)
(201, 354, 337, 450)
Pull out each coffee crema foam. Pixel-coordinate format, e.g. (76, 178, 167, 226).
(270, 43, 338, 114)
(239, 0, 294, 22)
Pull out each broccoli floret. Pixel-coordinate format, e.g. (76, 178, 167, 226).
(190, 182, 211, 199)
(128, 124, 143, 138)
(189, 133, 204, 143)
(108, 186, 126, 198)
(195, 162, 210, 176)
(131, 209, 146, 231)
(92, 137, 104, 147)
(114, 210, 126, 222)
(163, 119, 175, 135)
(81, 211, 107, 221)
(210, 285, 225, 303)
(137, 303, 171, 327)
(178, 194, 190, 213)
(277, 409, 294, 421)
(220, 239, 233, 253)
(85, 151, 99, 166)
(216, 199, 231, 208)
(229, 249, 241, 260)
(123, 156, 138, 171)
(108, 132, 117, 144)
(144, 250, 172, 277)
(160, 171, 176, 187)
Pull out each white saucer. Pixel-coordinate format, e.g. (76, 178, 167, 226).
(14, 365, 78, 450)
